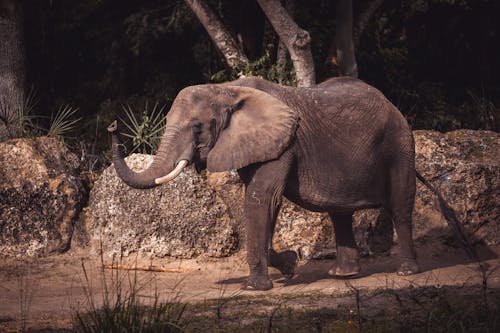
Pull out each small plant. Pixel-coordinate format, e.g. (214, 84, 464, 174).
(79, 116, 109, 174)
(0, 86, 39, 139)
(461, 89, 498, 131)
(119, 102, 166, 154)
(13, 261, 40, 332)
(73, 253, 186, 333)
(47, 104, 81, 140)
(0, 86, 82, 142)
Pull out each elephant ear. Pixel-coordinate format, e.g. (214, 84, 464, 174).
(207, 86, 298, 172)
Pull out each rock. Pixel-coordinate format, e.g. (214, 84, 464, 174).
(84, 154, 239, 258)
(85, 130, 498, 260)
(0, 137, 87, 258)
(413, 130, 499, 245)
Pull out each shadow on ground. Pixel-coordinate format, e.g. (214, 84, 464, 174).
(217, 240, 497, 288)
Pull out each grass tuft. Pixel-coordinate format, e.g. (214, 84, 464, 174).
(47, 104, 81, 140)
(72, 253, 186, 333)
(0, 86, 39, 139)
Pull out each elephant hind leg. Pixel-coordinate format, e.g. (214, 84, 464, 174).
(328, 212, 360, 277)
(389, 158, 419, 276)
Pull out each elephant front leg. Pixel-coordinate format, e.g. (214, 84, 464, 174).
(239, 155, 292, 290)
(243, 187, 274, 290)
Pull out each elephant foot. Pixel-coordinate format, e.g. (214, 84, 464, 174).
(397, 258, 419, 276)
(242, 276, 273, 291)
(328, 261, 360, 277)
(329, 246, 360, 277)
(269, 249, 298, 279)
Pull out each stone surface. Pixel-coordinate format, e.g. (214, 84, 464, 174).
(85, 130, 498, 259)
(84, 154, 239, 258)
(0, 137, 87, 257)
(413, 130, 499, 245)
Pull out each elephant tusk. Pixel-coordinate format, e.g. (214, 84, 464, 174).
(154, 159, 189, 185)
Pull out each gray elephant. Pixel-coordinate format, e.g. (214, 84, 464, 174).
(108, 77, 454, 290)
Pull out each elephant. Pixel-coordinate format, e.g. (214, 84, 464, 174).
(107, 76, 460, 290)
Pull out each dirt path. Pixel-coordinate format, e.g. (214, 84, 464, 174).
(1, 243, 499, 331)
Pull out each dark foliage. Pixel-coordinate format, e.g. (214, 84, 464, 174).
(21, 0, 499, 160)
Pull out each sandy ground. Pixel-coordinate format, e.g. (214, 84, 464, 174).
(0, 241, 499, 331)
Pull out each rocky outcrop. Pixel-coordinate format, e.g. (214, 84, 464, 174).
(0, 137, 87, 257)
(85, 130, 498, 259)
(83, 155, 239, 258)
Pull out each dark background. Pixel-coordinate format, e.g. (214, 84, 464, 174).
(22, 0, 499, 158)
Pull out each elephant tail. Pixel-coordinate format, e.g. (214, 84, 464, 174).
(415, 171, 479, 262)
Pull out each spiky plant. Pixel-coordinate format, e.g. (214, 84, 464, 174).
(47, 104, 81, 140)
(0, 86, 39, 139)
(119, 102, 167, 154)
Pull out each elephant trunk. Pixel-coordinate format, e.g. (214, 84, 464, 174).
(107, 120, 186, 189)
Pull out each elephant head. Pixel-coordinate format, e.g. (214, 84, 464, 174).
(108, 85, 298, 189)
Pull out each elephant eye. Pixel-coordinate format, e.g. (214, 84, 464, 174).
(190, 120, 203, 135)
(226, 100, 244, 114)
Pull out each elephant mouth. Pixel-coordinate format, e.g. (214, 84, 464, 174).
(195, 160, 207, 173)
(154, 159, 189, 185)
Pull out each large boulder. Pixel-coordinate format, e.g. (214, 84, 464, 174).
(85, 130, 498, 259)
(0, 137, 87, 257)
(83, 154, 239, 258)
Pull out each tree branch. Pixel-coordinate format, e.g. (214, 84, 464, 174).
(103, 264, 192, 273)
(183, 0, 248, 70)
(256, 0, 315, 87)
(335, 0, 358, 77)
(276, 0, 296, 84)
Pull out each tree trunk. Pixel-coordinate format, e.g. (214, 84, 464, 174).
(276, 40, 288, 84)
(335, 0, 358, 77)
(353, 0, 384, 49)
(256, 0, 315, 87)
(0, 0, 25, 139)
(183, 0, 248, 71)
(276, 0, 296, 84)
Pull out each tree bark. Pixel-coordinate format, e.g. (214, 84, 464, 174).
(276, 0, 296, 84)
(335, 0, 358, 77)
(256, 0, 315, 87)
(353, 0, 384, 49)
(183, 0, 248, 70)
(0, 0, 25, 139)
(276, 40, 288, 84)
